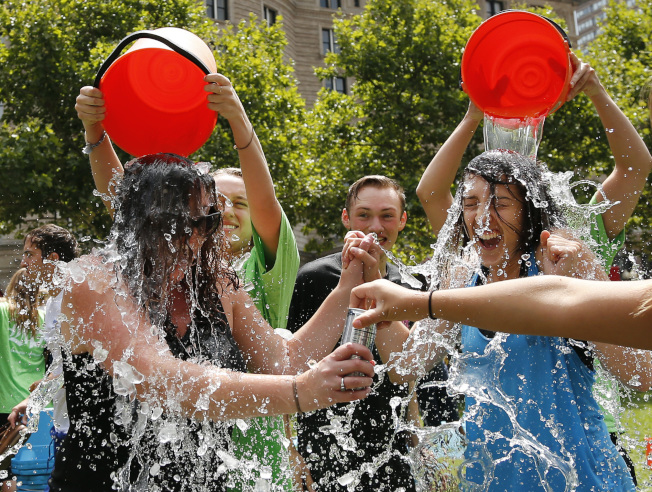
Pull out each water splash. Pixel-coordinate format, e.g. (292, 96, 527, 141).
(6, 161, 639, 492)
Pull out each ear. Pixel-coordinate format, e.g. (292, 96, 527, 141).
(341, 208, 351, 230)
(398, 211, 407, 231)
(47, 252, 60, 262)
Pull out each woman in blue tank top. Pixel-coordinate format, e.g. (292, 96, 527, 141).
(442, 151, 635, 491)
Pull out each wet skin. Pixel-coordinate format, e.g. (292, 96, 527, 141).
(462, 175, 526, 281)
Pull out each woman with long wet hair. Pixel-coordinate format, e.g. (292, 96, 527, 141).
(380, 147, 644, 491)
(46, 154, 376, 492)
(0, 268, 45, 490)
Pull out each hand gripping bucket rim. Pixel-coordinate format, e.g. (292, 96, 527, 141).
(460, 10, 573, 119)
(95, 27, 218, 157)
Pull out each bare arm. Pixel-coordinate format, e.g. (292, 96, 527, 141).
(416, 101, 483, 235)
(350, 276, 652, 351)
(59, 265, 374, 421)
(75, 86, 124, 217)
(566, 53, 652, 240)
(230, 234, 380, 375)
(205, 74, 283, 262)
(538, 229, 652, 390)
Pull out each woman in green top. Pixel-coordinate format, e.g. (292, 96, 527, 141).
(0, 268, 45, 482)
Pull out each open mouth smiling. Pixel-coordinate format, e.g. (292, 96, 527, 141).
(476, 231, 502, 249)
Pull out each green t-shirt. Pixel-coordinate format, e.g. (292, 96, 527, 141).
(238, 209, 300, 330)
(587, 201, 625, 434)
(0, 302, 45, 413)
(231, 209, 300, 491)
(587, 196, 625, 273)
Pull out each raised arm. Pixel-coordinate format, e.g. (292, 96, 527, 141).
(205, 74, 283, 262)
(75, 86, 124, 217)
(566, 52, 652, 240)
(416, 101, 483, 234)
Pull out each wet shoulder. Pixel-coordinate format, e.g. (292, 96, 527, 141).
(60, 254, 117, 296)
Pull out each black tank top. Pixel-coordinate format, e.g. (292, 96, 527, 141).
(135, 305, 246, 491)
(49, 299, 245, 492)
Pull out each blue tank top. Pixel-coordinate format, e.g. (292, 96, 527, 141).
(460, 261, 635, 491)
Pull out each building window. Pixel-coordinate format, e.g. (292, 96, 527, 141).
(206, 0, 228, 20)
(322, 28, 340, 54)
(264, 6, 278, 25)
(486, 0, 503, 17)
(354, 0, 360, 6)
(577, 29, 598, 47)
(325, 77, 347, 94)
(320, 0, 341, 9)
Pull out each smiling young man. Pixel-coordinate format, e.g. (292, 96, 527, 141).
(21, 225, 79, 289)
(286, 176, 420, 492)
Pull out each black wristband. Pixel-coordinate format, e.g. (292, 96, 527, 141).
(428, 290, 437, 320)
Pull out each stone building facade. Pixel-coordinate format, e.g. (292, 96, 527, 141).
(206, 0, 638, 107)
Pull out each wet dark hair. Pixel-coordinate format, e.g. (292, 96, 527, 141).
(25, 224, 79, 263)
(451, 150, 565, 276)
(345, 175, 406, 213)
(111, 153, 238, 323)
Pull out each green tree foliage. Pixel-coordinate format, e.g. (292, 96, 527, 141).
(0, 0, 213, 240)
(2, 0, 650, 264)
(0, 3, 305, 244)
(302, 0, 482, 260)
(302, 0, 652, 263)
(511, 2, 652, 256)
(195, 15, 307, 225)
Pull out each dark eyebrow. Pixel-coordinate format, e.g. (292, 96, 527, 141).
(356, 206, 398, 212)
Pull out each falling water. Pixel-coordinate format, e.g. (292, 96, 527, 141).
(483, 114, 545, 160)
(376, 159, 640, 491)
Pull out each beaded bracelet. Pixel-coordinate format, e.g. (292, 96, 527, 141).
(82, 130, 107, 155)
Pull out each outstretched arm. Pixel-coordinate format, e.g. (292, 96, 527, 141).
(567, 52, 652, 240)
(416, 101, 483, 235)
(350, 276, 652, 352)
(60, 266, 374, 422)
(205, 74, 283, 263)
(538, 229, 652, 391)
(75, 86, 124, 217)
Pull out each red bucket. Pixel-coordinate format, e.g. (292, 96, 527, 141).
(95, 27, 218, 157)
(461, 11, 572, 119)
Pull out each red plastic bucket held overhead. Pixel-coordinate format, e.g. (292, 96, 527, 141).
(461, 11, 572, 119)
(95, 27, 218, 157)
